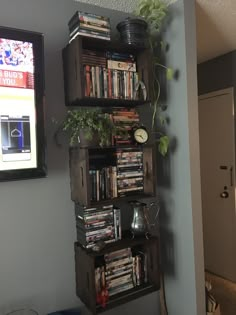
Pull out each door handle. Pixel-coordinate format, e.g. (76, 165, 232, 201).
(230, 166, 233, 186)
(220, 191, 229, 198)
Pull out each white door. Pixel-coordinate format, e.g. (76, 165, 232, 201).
(199, 88, 236, 281)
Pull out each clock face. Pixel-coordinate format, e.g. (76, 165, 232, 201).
(134, 127, 149, 144)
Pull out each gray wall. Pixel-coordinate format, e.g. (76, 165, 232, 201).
(0, 1, 205, 315)
(158, 0, 205, 314)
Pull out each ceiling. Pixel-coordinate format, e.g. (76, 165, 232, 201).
(196, 0, 236, 63)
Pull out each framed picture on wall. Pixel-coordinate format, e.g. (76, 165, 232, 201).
(0, 26, 46, 181)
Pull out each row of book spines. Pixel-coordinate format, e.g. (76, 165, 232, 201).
(90, 167, 117, 201)
(68, 11, 110, 30)
(84, 65, 139, 100)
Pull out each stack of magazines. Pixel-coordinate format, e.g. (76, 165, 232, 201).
(75, 204, 121, 249)
(68, 11, 111, 43)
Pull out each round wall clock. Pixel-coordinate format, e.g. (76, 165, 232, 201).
(133, 126, 149, 144)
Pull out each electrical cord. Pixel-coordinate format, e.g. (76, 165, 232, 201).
(5, 309, 39, 315)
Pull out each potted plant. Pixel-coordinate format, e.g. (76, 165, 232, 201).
(61, 108, 118, 147)
(134, 0, 174, 156)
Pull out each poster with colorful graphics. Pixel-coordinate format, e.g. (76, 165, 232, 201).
(0, 38, 37, 170)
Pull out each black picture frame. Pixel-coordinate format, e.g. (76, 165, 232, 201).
(0, 26, 46, 181)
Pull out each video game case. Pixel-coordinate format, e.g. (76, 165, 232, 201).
(77, 224, 114, 237)
(117, 163, 143, 168)
(116, 172, 144, 179)
(75, 205, 113, 217)
(105, 268, 133, 281)
(106, 51, 135, 62)
(76, 219, 113, 232)
(76, 230, 115, 246)
(80, 207, 114, 217)
(113, 207, 122, 241)
(105, 262, 133, 275)
(104, 247, 131, 263)
(106, 273, 133, 289)
(105, 257, 133, 270)
(108, 281, 134, 296)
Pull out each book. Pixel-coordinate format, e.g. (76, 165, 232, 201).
(76, 22, 111, 33)
(69, 29, 110, 44)
(106, 51, 135, 62)
(70, 24, 111, 38)
(108, 281, 134, 296)
(107, 60, 136, 72)
(68, 11, 110, 29)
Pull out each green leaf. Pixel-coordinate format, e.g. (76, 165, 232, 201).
(166, 67, 174, 80)
(158, 115, 166, 126)
(158, 135, 169, 156)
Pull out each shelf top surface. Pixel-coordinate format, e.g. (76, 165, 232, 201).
(65, 35, 149, 54)
(75, 234, 159, 257)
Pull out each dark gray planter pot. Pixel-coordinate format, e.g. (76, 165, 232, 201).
(77, 129, 100, 147)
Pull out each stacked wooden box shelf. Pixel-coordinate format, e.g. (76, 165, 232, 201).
(69, 145, 156, 207)
(74, 235, 160, 315)
(62, 35, 152, 107)
(62, 33, 160, 314)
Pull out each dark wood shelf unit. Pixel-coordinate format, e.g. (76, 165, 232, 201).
(69, 145, 156, 206)
(62, 35, 152, 107)
(63, 33, 160, 315)
(74, 236, 160, 315)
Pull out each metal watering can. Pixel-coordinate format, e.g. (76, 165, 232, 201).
(129, 200, 160, 238)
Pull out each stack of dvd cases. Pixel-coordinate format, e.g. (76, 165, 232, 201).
(116, 148, 144, 196)
(68, 11, 111, 43)
(75, 203, 121, 249)
(104, 248, 134, 296)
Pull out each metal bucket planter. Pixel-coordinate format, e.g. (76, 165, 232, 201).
(117, 18, 148, 47)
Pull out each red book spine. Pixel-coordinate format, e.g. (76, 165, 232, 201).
(85, 65, 91, 97)
(108, 68, 112, 98)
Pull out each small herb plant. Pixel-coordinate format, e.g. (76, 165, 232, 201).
(62, 108, 126, 147)
(135, 0, 175, 156)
